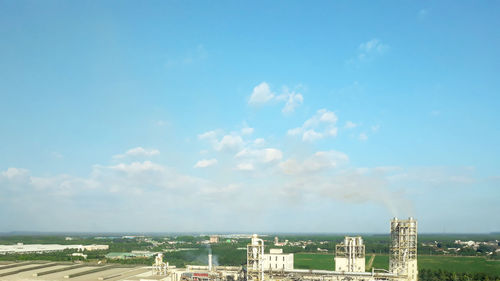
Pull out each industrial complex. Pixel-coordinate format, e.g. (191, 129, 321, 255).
(0, 217, 417, 281)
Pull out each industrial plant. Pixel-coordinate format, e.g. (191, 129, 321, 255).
(149, 217, 418, 281)
(0, 218, 417, 281)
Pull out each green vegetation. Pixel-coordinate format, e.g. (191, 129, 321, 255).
(419, 268, 500, 281)
(294, 253, 500, 276)
(368, 255, 500, 275)
(294, 253, 334, 270)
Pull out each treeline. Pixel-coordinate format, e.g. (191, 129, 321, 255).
(211, 244, 246, 266)
(419, 268, 500, 281)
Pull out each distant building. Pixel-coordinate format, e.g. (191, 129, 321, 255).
(0, 243, 108, 254)
(262, 248, 294, 271)
(210, 235, 219, 244)
(273, 236, 287, 247)
(105, 251, 155, 259)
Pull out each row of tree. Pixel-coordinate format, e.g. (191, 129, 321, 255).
(419, 268, 500, 281)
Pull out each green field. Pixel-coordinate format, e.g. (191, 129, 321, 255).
(294, 253, 335, 270)
(294, 253, 500, 275)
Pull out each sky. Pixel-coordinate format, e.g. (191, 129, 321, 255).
(0, 1, 499, 233)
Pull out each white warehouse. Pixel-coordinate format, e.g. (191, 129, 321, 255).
(262, 248, 294, 271)
(0, 243, 109, 254)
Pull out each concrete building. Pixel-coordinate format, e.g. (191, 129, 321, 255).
(335, 236, 365, 272)
(262, 249, 294, 271)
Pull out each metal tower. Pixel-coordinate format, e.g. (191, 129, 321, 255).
(247, 234, 264, 281)
(335, 236, 366, 272)
(389, 217, 418, 281)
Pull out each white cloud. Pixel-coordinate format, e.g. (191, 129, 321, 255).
(1, 167, 29, 179)
(113, 147, 160, 159)
(253, 138, 265, 146)
(327, 127, 338, 137)
(249, 82, 275, 104)
(198, 130, 217, 140)
(236, 148, 283, 163)
(241, 127, 254, 135)
(236, 162, 254, 171)
(288, 109, 338, 142)
(194, 159, 218, 168)
(249, 82, 304, 113)
(302, 130, 323, 142)
(352, 39, 389, 63)
(278, 91, 303, 113)
(371, 125, 380, 132)
(215, 135, 244, 152)
(359, 133, 368, 141)
(319, 110, 338, 123)
(345, 121, 357, 129)
(359, 39, 389, 54)
(109, 160, 164, 173)
(287, 127, 302, 136)
(279, 150, 349, 175)
(198, 130, 247, 152)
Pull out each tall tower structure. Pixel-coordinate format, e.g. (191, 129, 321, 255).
(152, 253, 168, 275)
(389, 217, 418, 281)
(247, 234, 265, 281)
(335, 236, 365, 272)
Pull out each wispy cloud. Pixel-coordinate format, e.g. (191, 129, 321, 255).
(345, 121, 357, 129)
(166, 44, 207, 67)
(359, 133, 368, 141)
(113, 147, 160, 159)
(248, 82, 304, 113)
(194, 158, 218, 168)
(348, 39, 389, 64)
(418, 9, 429, 20)
(287, 109, 338, 142)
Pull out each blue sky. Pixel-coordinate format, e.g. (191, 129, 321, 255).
(0, 1, 499, 233)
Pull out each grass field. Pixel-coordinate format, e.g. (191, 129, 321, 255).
(294, 253, 500, 275)
(294, 253, 335, 270)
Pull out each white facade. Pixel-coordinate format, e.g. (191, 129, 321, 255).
(335, 237, 365, 272)
(0, 243, 108, 254)
(262, 248, 294, 271)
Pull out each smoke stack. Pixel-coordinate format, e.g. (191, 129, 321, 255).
(208, 253, 213, 271)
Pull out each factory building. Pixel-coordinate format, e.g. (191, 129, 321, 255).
(262, 249, 294, 271)
(0, 243, 109, 254)
(334, 236, 365, 272)
(244, 218, 418, 281)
